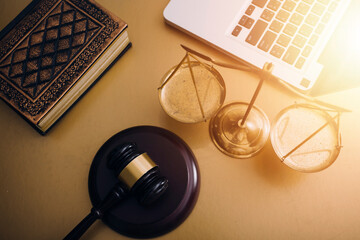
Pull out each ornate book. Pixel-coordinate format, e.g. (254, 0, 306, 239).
(0, 0, 131, 134)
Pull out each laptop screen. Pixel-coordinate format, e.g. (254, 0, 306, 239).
(311, 0, 360, 96)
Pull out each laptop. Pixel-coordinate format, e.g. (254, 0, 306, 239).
(164, 0, 355, 96)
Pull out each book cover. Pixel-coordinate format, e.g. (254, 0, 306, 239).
(0, 0, 130, 134)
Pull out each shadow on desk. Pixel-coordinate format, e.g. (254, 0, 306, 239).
(158, 113, 211, 150)
(253, 143, 306, 187)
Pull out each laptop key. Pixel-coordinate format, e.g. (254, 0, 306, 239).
(270, 45, 285, 58)
(299, 24, 313, 37)
(246, 19, 268, 46)
(302, 45, 312, 57)
(276, 10, 290, 22)
(311, 3, 326, 16)
(296, 2, 310, 15)
(246, 5, 256, 15)
(295, 57, 306, 69)
(258, 31, 277, 52)
(267, 0, 281, 11)
(321, 12, 331, 24)
(239, 15, 248, 25)
(293, 34, 307, 48)
(252, 0, 268, 8)
(305, 13, 320, 26)
(246, 18, 255, 28)
(290, 13, 304, 26)
(277, 34, 291, 47)
(283, 23, 298, 37)
(269, 20, 284, 33)
(283, 45, 300, 65)
(261, 9, 275, 22)
(239, 15, 255, 29)
(309, 34, 319, 45)
(282, 0, 296, 12)
(232, 25, 242, 37)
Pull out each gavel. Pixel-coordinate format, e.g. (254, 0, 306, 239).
(64, 142, 169, 240)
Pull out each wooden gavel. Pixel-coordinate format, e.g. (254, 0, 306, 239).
(64, 142, 168, 240)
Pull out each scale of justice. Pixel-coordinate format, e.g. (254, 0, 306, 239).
(64, 45, 349, 240)
(158, 44, 348, 172)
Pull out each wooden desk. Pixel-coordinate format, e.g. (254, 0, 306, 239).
(1, 0, 360, 239)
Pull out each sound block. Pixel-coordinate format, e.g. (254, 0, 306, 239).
(88, 126, 200, 238)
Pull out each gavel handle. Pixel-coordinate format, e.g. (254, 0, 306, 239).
(63, 210, 98, 240)
(64, 184, 128, 240)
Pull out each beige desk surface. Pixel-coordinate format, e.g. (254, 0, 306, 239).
(1, 0, 360, 239)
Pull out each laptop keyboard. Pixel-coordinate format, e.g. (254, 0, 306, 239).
(230, 0, 340, 70)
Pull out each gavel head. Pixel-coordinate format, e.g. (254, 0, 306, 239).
(107, 142, 168, 205)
